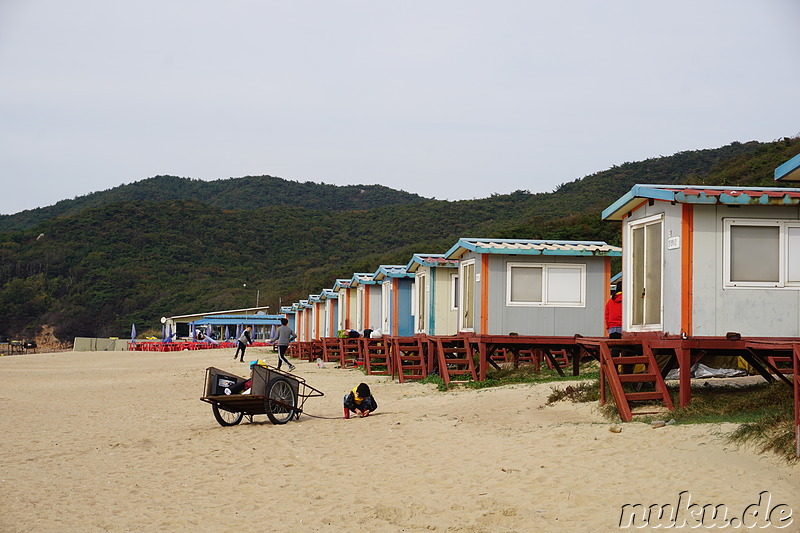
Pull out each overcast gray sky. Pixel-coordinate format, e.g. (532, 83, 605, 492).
(1, 1, 799, 215)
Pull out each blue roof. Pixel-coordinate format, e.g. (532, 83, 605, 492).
(373, 264, 413, 280)
(405, 253, 459, 272)
(332, 278, 352, 291)
(602, 184, 800, 220)
(193, 316, 281, 325)
(319, 289, 337, 299)
(775, 153, 800, 182)
(350, 272, 377, 286)
(444, 238, 621, 259)
(280, 306, 295, 314)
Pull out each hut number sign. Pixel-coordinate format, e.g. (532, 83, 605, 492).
(667, 236, 680, 250)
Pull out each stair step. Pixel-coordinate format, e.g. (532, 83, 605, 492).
(625, 391, 666, 401)
(610, 356, 650, 365)
(618, 374, 658, 383)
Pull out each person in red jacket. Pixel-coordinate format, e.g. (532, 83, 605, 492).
(605, 291, 622, 338)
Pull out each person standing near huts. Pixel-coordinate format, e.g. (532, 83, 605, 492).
(605, 291, 622, 339)
(269, 318, 297, 372)
(233, 325, 253, 362)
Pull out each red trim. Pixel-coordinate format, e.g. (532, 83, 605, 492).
(681, 204, 694, 336)
(480, 254, 489, 334)
(392, 278, 400, 336)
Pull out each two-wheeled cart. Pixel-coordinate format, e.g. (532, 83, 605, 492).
(200, 365, 324, 426)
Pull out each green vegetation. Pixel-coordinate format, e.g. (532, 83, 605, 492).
(1, 137, 799, 341)
(419, 363, 600, 392)
(546, 380, 797, 464)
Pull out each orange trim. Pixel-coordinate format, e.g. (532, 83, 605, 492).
(315, 303, 322, 340)
(681, 204, 694, 336)
(621, 213, 627, 331)
(604, 257, 611, 336)
(392, 278, 400, 336)
(480, 254, 489, 334)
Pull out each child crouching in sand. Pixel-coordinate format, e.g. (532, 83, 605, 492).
(343, 383, 377, 418)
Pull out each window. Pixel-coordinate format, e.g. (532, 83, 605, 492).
(724, 219, 800, 288)
(506, 263, 585, 307)
(381, 281, 391, 332)
(416, 273, 426, 333)
(459, 260, 475, 331)
(450, 273, 459, 311)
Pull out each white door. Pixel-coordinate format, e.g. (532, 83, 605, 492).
(628, 214, 663, 331)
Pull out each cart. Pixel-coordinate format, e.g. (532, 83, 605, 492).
(200, 365, 324, 426)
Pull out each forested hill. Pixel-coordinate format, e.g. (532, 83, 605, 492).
(1, 137, 799, 343)
(0, 175, 428, 232)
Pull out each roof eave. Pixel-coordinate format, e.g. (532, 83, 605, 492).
(602, 185, 677, 221)
(775, 153, 800, 182)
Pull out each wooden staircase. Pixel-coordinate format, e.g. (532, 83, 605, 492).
(321, 337, 341, 365)
(391, 337, 428, 382)
(339, 338, 361, 368)
(434, 336, 477, 388)
(361, 337, 392, 375)
(597, 339, 674, 422)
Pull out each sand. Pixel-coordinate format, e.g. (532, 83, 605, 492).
(1, 347, 798, 532)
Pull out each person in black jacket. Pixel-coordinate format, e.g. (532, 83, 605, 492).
(233, 325, 252, 362)
(343, 383, 378, 418)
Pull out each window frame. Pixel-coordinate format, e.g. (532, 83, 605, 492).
(723, 218, 800, 289)
(458, 259, 476, 332)
(450, 272, 459, 311)
(505, 262, 586, 307)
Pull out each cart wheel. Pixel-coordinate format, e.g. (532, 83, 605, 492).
(212, 403, 244, 426)
(265, 377, 297, 425)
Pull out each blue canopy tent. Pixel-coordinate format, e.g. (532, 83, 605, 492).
(192, 315, 282, 343)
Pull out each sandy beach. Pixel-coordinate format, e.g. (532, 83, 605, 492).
(1, 347, 798, 532)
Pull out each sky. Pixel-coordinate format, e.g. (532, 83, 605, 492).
(1, 1, 799, 216)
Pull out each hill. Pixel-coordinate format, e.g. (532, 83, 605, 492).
(1, 137, 799, 342)
(0, 175, 428, 232)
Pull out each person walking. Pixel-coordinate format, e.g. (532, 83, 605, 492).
(233, 325, 253, 362)
(269, 318, 297, 371)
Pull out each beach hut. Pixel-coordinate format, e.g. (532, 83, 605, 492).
(308, 294, 324, 341)
(405, 253, 459, 336)
(293, 300, 313, 341)
(774, 152, 800, 457)
(280, 306, 296, 331)
(443, 238, 621, 336)
(602, 184, 800, 337)
(373, 264, 416, 337)
(350, 272, 381, 334)
(319, 289, 338, 338)
(332, 278, 354, 333)
(597, 183, 800, 417)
